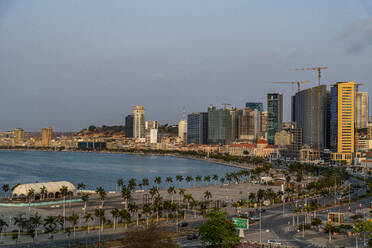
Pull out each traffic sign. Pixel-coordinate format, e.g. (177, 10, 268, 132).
(232, 218, 248, 229)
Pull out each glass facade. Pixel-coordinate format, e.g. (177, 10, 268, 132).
(267, 93, 283, 144)
(245, 102, 264, 112)
(291, 85, 328, 149)
(207, 106, 232, 144)
(187, 112, 208, 144)
(125, 115, 134, 138)
(330, 86, 338, 151)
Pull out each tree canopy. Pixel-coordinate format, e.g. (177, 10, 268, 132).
(198, 212, 240, 248)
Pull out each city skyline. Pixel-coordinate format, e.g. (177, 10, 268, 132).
(0, 0, 371, 131)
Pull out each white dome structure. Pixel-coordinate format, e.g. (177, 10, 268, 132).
(12, 181, 76, 199)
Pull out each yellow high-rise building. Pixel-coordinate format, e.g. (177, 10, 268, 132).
(331, 82, 355, 164)
(13, 128, 24, 145)
(41, 127, 53, 147)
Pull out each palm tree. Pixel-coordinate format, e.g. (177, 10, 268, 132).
(60, 185, 69, 228)
(43, 216, 57, 239)
(325, 222, 336, 242)
(166, 176, 173, 185)
(142, 178, 149, 190)
(212, 174, 219, 185)
(117, 178, 124, 192)
(77, 182, 86, 195)
(154, 177, 162, 189)
(29, 213, 42, 243)
(204, 190, 212, 201)
(185, 176, 193, 187)
(13, 214, 26, 240)
(204, 175, 211, 186)
(167, 186, 176, 203)
(1, 184, 9, 199)
(142, 204, 151, 227)
(149, 186, 159, 203)
(81, 193, 89, 213)
(183, 193, 193, 219)
(190, 199, 199, 218)
(83, 212, 93, 234)
(352, 222, 364, 248)
(163, 200, 172, 222)
(219, 178, 225, 184)
(176, 175, 184, 187)
(178, 188, 185, 204)
(195, 175, 202, 185)
(110, 208, 119, 231)
(94, 208, 105, 246)
(119, 208, 131, 229)
(153, 194, 163, 223)
(128, 202, 139, 226)
(95, 186, 106, 208)
(67, 213, 79, 239)
(0, 218, 8, 242)
(121, 186, 131, 209)
(128, 178, 137, 192)
(27, 188, 35, 214)
(40, 186, 47, 200)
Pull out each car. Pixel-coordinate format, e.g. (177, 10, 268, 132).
(267, 239, 282, 245)
(178, 221, 188, 227)
(186, 233, 198, 240)
(250, 216, 260, 221)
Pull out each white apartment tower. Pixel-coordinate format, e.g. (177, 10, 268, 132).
(356, 92, 369, 129)
(133, 105, 145, 138)
(178, 120, 187, 142)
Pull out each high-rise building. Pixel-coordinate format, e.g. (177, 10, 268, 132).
(133, 105, 145, 139)
(261, 111, 268, 133)
(125, 115, 134, 138)
(145, 121, 159, 130)
(207, 105, 232, 144)
(150, 129, 158, 144)
(267, 93, 283, 144)
(230, 108, 243, 141)
(356, 92, 369, 129)
(178, 120, 187, 142)
(41, 127, 53, 147)
(13, 128, 24, 145)
(187, 112, 208, 144)
(330, 82, 356, 164)
(292, 85, 328, 150)
(238, 108, 254, 141)
(245, 102, 264, 112)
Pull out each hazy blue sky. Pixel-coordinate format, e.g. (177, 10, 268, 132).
(0, 0, 371, 131)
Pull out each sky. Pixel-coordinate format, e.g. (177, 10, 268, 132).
(0, 0, 371, 131)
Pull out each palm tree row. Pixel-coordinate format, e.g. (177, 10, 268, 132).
(113, 169, 251, 194)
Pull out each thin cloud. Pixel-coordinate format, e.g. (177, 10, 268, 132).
(337, 18, 372, 55)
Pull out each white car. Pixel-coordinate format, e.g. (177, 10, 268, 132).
(267, 240, 282, 245)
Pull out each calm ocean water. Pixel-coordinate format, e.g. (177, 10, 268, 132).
(0, 150, 238, 190)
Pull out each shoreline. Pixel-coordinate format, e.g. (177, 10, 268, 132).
(0, 147, 257, 170)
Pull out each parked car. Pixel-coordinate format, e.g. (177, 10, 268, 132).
(187, 233, 198, 240)
(250, 216, 260, 221)
(267, 239, 282, 245)
(178, 221, 188, 227)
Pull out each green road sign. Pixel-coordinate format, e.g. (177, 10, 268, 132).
(232, 218, 248, 229)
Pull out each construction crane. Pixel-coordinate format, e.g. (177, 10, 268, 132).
(290, 66, 328, 159)
(355, 83, 366, 151)
(267, 81, 311, 92)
